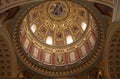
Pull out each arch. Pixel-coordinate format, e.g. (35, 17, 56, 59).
(0, 27, 17, 78)
(103, 23, 120, 79)
(90, 1, 113, 8)
(0, 0, 113, 14)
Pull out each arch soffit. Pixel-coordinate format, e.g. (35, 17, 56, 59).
(0, 0, 113, 13)
(0, 27, 17, 78)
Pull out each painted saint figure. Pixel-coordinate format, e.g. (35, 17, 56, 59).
(51, 2, 64, 16)
(57, 55, 64, 64)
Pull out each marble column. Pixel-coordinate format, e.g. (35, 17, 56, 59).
(112, 0, 120, 22)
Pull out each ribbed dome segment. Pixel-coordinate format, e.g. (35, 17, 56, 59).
(20, 1, 97, 66)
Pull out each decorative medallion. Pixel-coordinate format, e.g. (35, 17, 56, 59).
(48, 1, 69, 21)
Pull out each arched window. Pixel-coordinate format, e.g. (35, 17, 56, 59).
(81, 22, 87, 31)
(66, 35, 73, 44)
(31, 24, 37, 33)
(46, 36, 53, 45)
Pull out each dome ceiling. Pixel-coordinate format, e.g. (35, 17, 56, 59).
(12, 0, 106, 77)
(27, 1, 89, 46)
(19, 1, 97, 66)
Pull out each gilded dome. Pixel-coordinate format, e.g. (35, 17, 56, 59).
(19, 1, 97, 66)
